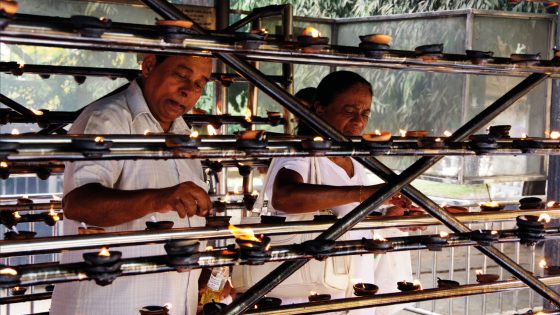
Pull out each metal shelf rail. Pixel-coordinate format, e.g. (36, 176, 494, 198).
(2, 0, 560, 313)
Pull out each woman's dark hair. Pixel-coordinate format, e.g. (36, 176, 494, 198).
(294, 87, 318, 136)
(315, 71, 373, 107)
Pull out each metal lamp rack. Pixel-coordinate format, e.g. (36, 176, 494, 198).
(2, 0, 560, 313)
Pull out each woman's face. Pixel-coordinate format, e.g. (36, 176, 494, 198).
(316, 83, 372, 137)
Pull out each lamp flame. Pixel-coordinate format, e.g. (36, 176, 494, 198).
(94, 136, 104, 143)
(207, 125, 217, 136)
(482, 201, 501, 207)
(216, 107, 223, 115)
(13, 211, 21, 219)
(443, 130, 452, 137)
(48, 206, 60, 222)
(538, 213, 551, 223)
(30, 108, 43, 116)
(144, 129, 150, 135)
(11, 129, 19, 135)
(540, 258, 548, 269)
(244, 108, 252, 123)
(439, 231, 449, 238)
(302, 27, 321, 38)
(373, 234, 387, 241)
(0, 267, 17, 276)
(521, 133, 528, 139)
(374, 130, 381, 135)
(98, 247, 111, 257)
(309, 291, 318, 296)
(476, 269, 483, 275)
(205, 245, 214, 251)
(190, 131, 199, 138)
(412, 279, 422, 290)
(399, 129, 407, 137)
(313, 136, 324, 142)
(490, 230, 498, 235)
(0, 161, 7, 168)
(435, 137, 442, 142)
(547, 201, 557, 208)
(228, 224, 261, 242)
(51, 194, 61, 201)
(551, 131, 560, 140)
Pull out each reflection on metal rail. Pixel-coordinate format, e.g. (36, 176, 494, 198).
(6, 231, 560, 288)
(1, 208, 558, 256)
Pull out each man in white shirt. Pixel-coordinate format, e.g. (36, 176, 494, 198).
(50, 54, 213, 315)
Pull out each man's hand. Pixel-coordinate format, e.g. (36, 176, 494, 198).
(157, 181, 212, 218)
(388, 193, 412, 208)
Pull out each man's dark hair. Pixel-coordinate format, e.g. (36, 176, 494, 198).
(294, 87, 317, 106)
(315, 71, 373, 107)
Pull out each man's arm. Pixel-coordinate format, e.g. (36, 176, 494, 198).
(271, 168, 382, 213)
(63, 182, 212, 227)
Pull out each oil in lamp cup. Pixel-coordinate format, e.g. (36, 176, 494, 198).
(78, 226, 105, 235)
(313, 214, 337, 222)
(145, 220, 174, 230)
(205, 215, 231, 228)
(480, 202, 504, 212)
(4, 230, 36, 240)
(0, 266, 20, 285)
(362, 237, 394, 254)
(256, 297, 282, 309)
(476, 273, 499, 283)
(83, 249, 122, 266)
(469, 230, 499, 246)
(202, 301, 227, 315)
(165, 134, 201, 149)
(296, 239, 336, 256)
(437, 277, 460, 288)
(443, 206, 468, 214)
(397, 281, 421, 292)
(465, 50, 494, 65)
(353, 283, 379, 296)
(260, 215, 286, 224)
(139, 305, 169, 315)
(488, 125, 511, 138)
(519, 197, 544, 210)
(308, 292, 331, 302)
(10, 285, 27, 296)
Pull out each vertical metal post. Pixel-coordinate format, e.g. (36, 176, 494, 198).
(215, 0, 230, 198)
(281, 4, 294, 135)
(545, 7, 560, 311)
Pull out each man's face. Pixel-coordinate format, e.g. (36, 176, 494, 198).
(142, 55, 212, 131)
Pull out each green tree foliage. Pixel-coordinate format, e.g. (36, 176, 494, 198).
(232, 0, 546, 18)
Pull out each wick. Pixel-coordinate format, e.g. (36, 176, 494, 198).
(150, 215, 157, 223)
(81, 222, 88, 229)
(11, 226, 19, 234)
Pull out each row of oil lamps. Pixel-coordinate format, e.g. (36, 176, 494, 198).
(0, 195, 554, 239)
(0, 3, 546, 66)
(1, 222, 556, 315)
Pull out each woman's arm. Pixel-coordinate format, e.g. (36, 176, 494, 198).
(271, 168, 382, 213)
(63, 182, 212, 227)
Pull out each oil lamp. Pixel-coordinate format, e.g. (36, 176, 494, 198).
(475, 269, 499, 283)
(145, 216, 174, 230)
(359, 34, 391, 58)
(230, 224, 271, 264)
(4, 227, 36, 240)
(469, 229, 499, 246)
(362, 130, 392, 149)
(519, 197, 544, 210)
(488, 125, 511, 138)
(10, 285, 27, 296)
(420, 231, 449, 251)
(83, 247, 122, 266)
(83, 247, 123, 286)
(480, 201, 504, 212)
(297, 27, 329, 52)
(164, 240, 201, 267)
(165, 133, 200, 150)
(295, 239, 335, 260)
(202, 301, 227, 315)
(17, 195, 32, 205)
(236, 130, 267, 150)
(157, 19, 193, 44)
(78, 222, 105, 235)
(516, 213, 550, 245)
(437, 277, 460, 288)
(267, 111, 282, 126)
(353, 281, 379, 296)
(139, 305, 170, 315)
(362, 235, 393, 254)
(205, 215, 231, 228)
(44, 206, 60, 226)
(465, 50, 494, 65)
(256, 296, 282, 309)
(397, 279, 422, 292)
(0, 266, 20, 285)
(301, 136, 332, 153)
(70, 15, 112, 38)
(414, 44, 444, 61)
(308, 291, 331, 302)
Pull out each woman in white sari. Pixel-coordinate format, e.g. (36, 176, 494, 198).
(266, 71, 412, 315)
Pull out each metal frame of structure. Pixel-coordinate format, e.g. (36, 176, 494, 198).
(2, 1, 560, 314)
